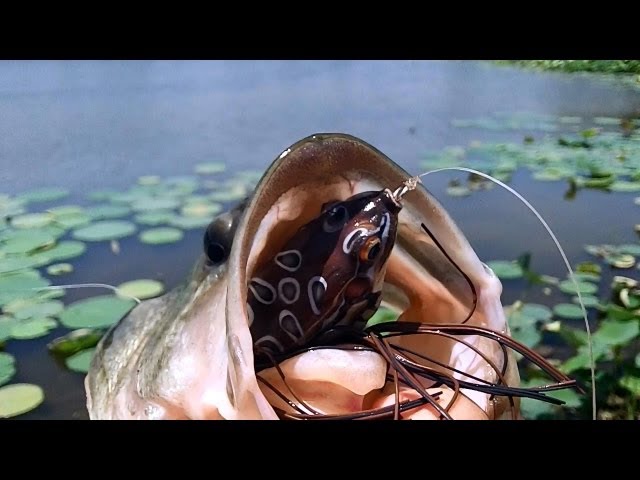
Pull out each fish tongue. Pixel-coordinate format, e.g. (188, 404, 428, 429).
(258, 349, 387, 415)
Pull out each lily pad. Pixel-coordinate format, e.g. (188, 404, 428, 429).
(47, 263, 73, 276)
(558, 280, 598, 295)
(42, 241, 86, 261)
(180, 202, 223, 217)
(610, 181, 640, 192)
(54, 212, 91, 229)
(137, 175, 161, 186)
(553, 303, 585, 320)
(17, 188, 69, 204)
(0, 272, 50, 306)
(10, 213, 53, 229)
(116, 279, 165, 300)
(59, 295, 136, 329)
(48, 329, 103, 357)
(605, 253, 636, 269)
(620, 376, 640, 397)
(0, 384, 45, 418)
(486, 260, 524, 280)
(1, 230, 56, 254)
(65, 347, 96, 373)
(571, 295, 600, 308)
(0, 352, 16, 387)
(139, 227, 184, 244)
(168, 216, 211, 230)
(0, 316, 14, 342)
(594, 320, 640, 346)
(521, 303, 553, 321)
(0, 256, 43, 274)
(512, 325, 542, 348)
(195, 162, 225, 175)
(134, 211, 175, 226)
(6, 300, 64, 320)
(617, 244, 640, 256)
(86, 204, 131, 220)
(131, 198, 180, 212)
(72, 221, 136, 242)
(10, 318, 58, 339)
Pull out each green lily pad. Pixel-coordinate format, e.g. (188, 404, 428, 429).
(180, 202, 223, 217)
(116, 279, 165, 300)
(65, 347, 96, 373)
(134, 211, 175, 226)
(42, 240, 86, 261)
(168, 216, 211, 230)
(617, 244, 640, 256)
(512, 325, 542, 348)
(48, 329, 103, 357)
(17, 188, 69, 204)
(0, 316, 15, 343)
(558, 280, 598, 295)
(137, 175, 161, 186)
(54, 212, 91, 229)
(72, 221, 136, 242)
(0, 256, 43, 274)
(208, 186, 248, 202)
(571, 295, 600, 308)
(11, 213, 53, 229)
(486, 260, 524, 279)
(533, 170, 564, 181)
(0, 352, 16, 387)
(1, 230, 56, 254)
(521, 303, 553, 321)
(620, 376, 640, 397)
(47, 263, 73, 276)
(610, 181, 640, 192)
(59, 295, 136, 329)
(561, 352, 592, 374)
(48, 205, 85, 217)
(594, 319, 640, 346)
(195, 162, 225, 175)
(6, 300, 64, 320)
(553, 303, 585, 319)
(139, 227, 184, 244)
(10, 318, 57, 339)
(546, 388, 583, 408)
(0, 384, 45, 418)
(131, 198, 180, 212)
(86, 204, 131, 220)
(605, 253, 636, 269)
(593, 116, 621, 126)
(0, 272, 50, 306)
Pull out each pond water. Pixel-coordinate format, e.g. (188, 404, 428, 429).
(1, 60, 639, 420)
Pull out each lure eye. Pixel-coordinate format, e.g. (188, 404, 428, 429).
(323, 205, 349, 233)
(359, 237, 381, 262)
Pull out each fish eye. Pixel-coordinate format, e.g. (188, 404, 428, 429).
(323, 205, 349, 233)
(359, 237, 381, 262)
(203, 221, 231, 265)
(206, 242, 226, 264)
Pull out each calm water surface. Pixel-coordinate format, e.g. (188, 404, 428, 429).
(1, 60, 639, 419)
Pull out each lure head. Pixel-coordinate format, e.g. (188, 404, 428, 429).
(248, 188, 401, 359)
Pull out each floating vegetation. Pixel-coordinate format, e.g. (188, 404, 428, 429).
(72, 221, 137, 242)
(59, 295, 136, 329)
(0, 384, 45, 418)
(139, 227, 184, 245)
(116, 279, 165, 300)
(65, 348, 95, 373)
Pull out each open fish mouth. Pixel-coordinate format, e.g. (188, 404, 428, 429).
(85, 133, 580, 420)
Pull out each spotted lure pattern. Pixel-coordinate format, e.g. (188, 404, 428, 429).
(248, 189, 401, 359)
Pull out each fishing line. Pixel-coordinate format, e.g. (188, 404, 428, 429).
(398, 167, 597, 420)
